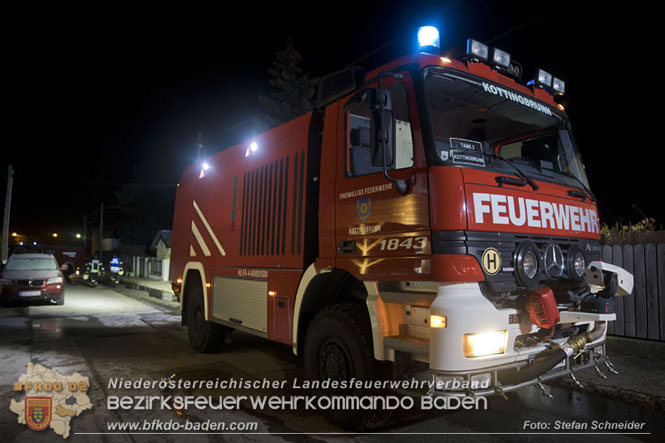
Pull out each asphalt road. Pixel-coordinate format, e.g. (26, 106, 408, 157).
(1, 283, 663, 442)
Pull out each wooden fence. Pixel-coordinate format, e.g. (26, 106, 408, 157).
(602, 244, 665, 341)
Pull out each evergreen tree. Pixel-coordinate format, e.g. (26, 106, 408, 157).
(114, 159, 177, 246)
(258, 39, 318, 126)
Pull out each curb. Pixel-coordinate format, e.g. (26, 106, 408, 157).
(551, 376, 665, 413)
(549, 336, 665, 413)
(607, 336, 665, 360)
(119, 278, 177, 303)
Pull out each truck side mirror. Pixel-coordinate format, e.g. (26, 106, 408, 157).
(371, 79, 407, 194)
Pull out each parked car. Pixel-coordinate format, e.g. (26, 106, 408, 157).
(0, 253, 65, 305)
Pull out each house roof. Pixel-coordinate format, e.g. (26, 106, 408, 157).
(150, 230, 172, 250)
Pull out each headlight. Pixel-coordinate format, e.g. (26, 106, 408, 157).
(46, 277, 64, 285)
(567, 245, 587, 281)
(573, 253, 585, 276)
(514, 241, 541, 288)
(463, 330, 507, 357)
(523, 251, 538, 279)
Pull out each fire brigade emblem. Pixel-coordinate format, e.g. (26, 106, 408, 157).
(25, 397, 52, 431)
(481, 248, 501, 275)
(356, 198, 372, 222)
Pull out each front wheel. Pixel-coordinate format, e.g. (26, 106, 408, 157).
(304, 303, 376, 392)
(186, 288, 226, 353)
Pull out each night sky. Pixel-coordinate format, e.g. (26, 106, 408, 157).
(2, 1, 661, 243)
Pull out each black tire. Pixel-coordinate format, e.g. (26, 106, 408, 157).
(186, 285, 226, 353)
(55, 292, 65, 306)
(304, 303, 376, 393)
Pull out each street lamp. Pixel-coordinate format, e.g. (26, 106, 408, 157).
(52, 233, 58, 238)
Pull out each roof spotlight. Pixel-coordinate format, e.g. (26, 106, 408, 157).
(552, 77, 566, 95)
(536, 69, 553, 88)
(418, 26, 440, 54)
(491, 47, 511, 70)
(466, 39, 489, 62)
(250, 142, 258, 152)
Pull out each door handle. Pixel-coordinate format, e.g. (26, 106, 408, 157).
(337, 240, 356, 254)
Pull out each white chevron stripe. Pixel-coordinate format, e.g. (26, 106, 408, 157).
(189, 244, 196, 257)
(192, 200, 226, 256)
(191, 220, 211, 256)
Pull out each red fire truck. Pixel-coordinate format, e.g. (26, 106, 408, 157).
(170, 28, 633, 396)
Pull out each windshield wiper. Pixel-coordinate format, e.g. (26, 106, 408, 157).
(487, 154, 539, 191)
(558, 171, 596, 202)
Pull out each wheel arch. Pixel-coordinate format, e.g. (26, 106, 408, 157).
(180, 261, 208, 325)
(292, 264, 368, 356)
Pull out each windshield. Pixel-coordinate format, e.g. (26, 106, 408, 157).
(424, 68, 590, 189)
(6, 257, 58, 271)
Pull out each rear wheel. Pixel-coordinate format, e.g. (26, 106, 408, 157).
(304, 303, 376, 392)
(186, 281, 226, 353)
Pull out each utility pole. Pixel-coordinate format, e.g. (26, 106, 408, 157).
(83, 213, 87, 260)
(2, 165, 14, 265)
(98, 203, 104, 263)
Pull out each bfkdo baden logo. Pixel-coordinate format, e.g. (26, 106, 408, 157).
(25, 397, 53, 431)
(10, 363, 93, 439)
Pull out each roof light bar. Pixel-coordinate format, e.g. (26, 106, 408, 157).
(466, 39, 489, 62)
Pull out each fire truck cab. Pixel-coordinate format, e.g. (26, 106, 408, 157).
(170, 29, 633, 397)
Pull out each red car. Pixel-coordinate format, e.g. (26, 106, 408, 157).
(0, 253, 65, 305)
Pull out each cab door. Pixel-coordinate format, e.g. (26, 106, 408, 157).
(334, 70, 431, 280)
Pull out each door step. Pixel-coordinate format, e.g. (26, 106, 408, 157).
(384, 335, 429, 356)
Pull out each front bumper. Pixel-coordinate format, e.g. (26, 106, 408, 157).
(429, 342, 607, 396)
(0, 285, 64, 304)
(427, 282, 610, 396)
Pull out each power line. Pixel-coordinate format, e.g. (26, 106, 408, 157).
(202, 113, 269, 145)
(63, 178, 177, 187)
(345, 0, 468, 68)
(49, 176, 177, 188)
(486, 6, 563, 45)
(197, 2, 472, 147)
